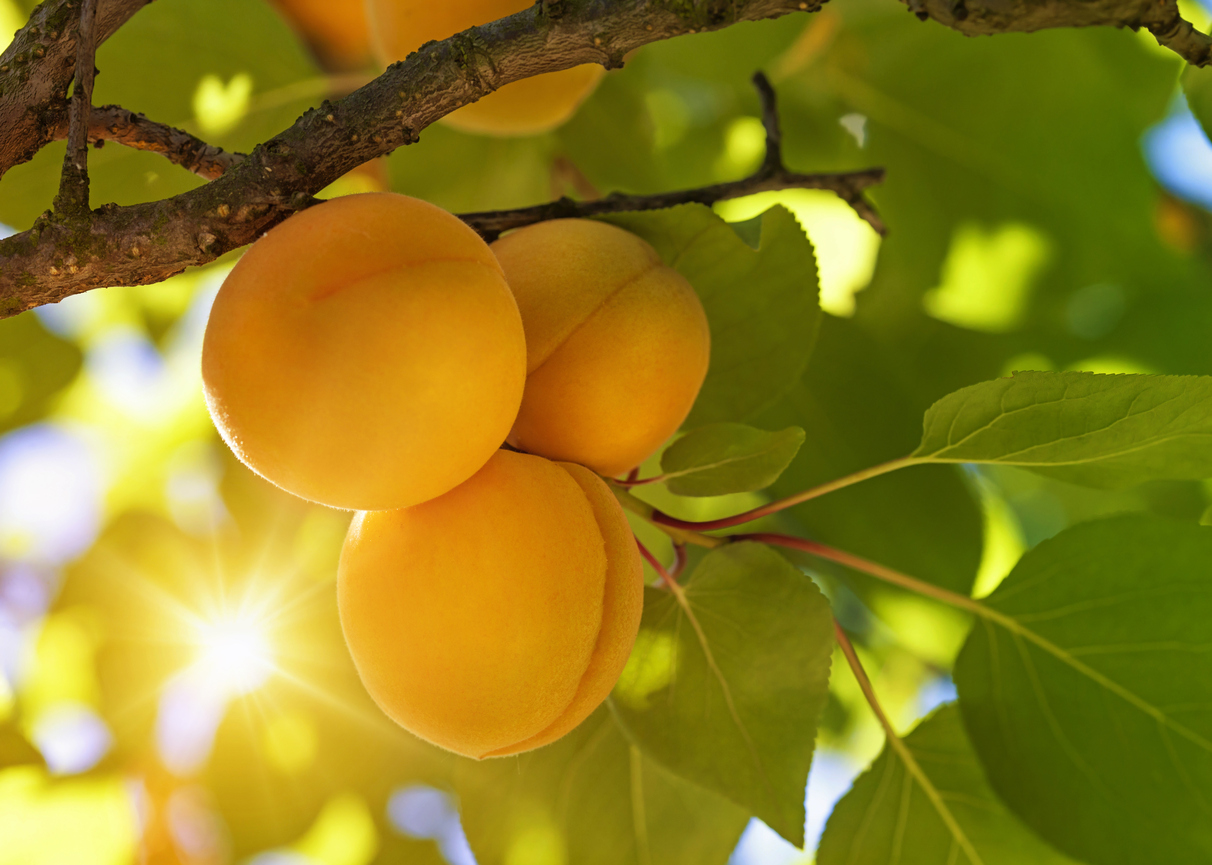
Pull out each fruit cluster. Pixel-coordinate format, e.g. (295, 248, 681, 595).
(201, 193, 710, 758)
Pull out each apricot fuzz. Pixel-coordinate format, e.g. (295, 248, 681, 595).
(493, 219, 711, 477)
(202, 193, 526, 511)
(338, 450, 644, 758)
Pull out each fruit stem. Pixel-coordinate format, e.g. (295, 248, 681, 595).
(669, 542, 689, 579)
(612, 487, 726, 549)
(646, 456, 919, 532)
(633, 534, 680, 590)
(614, 474, 667, 488)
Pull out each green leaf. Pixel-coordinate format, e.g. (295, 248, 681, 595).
(453, 709, 748, 865)
(914, 371, 1212, 488)
(954, 514, 1212, 864)
(1183, 64, 1212, 145)
(659, 423, 805, 497)
(818, 705, 1079, 865)
(600, 204, 821, 426)
(610, 542, 833, 846)
(755, 315, 983, 595)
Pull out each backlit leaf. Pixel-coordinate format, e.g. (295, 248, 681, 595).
(818, 705, 1079, 865)
(601, 204, 821, 426)
(659, 423, 804, 497)
(914, 371, 1212, 488)
(454, 709, 748, 865)
(611, 542, 833, 846)
(954, 514, 1212, 864)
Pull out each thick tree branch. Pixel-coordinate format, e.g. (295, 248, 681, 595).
(0, 0, 827, 317)
(905, 0, 1212, 66)
(56, 0, 98, 215)
(0, 0, 152, 178)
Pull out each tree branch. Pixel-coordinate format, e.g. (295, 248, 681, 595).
(0, 0, 827, 317)
(44, 105, 245, 181)
(56, 0, 98, 215)
(461, 71, 886, 239)
(460, 168, 886, 240)
(0, 0, 152, 179)
(904, 0, 1212, 66)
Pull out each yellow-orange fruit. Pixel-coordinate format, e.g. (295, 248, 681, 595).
(493, 219, 711, 477)
(202, 193, 526, 511)
(269, 0, 371, 69)
(338, 449, 644, 758)
(366, 0, 604, 136)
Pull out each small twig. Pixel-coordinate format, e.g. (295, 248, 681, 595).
(753, 72, 784, 176)
(462, 72, 886, 238)
(461, 167, 887, 240)
(57, 0, 99, 215)
(47, 106, 244, 181)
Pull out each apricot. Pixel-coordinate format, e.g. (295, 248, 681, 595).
(366, 0, 604, 136)
(492, 219, 711, 477)
(201, 193, 526, 511)
(268, 0, 372, 69)
(338, 449, 644, 758)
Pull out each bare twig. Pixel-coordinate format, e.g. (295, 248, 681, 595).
(56, 0, 99, 215)
(460, 167, 886, 240)
(462, 72, 886, 238)
(46, 105, 245, 181)
(753, 72, 784, 176)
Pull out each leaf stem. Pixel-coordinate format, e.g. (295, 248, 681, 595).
(669, 542, 689, 580)
(735, 532, 989, 618)
(647, 456, 918, 532)
(633, 534, 680, 590)
(832, 619, 985, 865)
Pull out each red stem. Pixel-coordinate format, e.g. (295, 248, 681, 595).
(668, 542, 689, 579)
(633, 535, 679, 589)
(734, 532, 984, 614)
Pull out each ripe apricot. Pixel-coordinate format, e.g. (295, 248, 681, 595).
(492, 219, 711, 477)
(202, 193, 526, 511)
(366, 0, 604, 136)
(268, 0, 371, 69)
(338, 449, 644, 758)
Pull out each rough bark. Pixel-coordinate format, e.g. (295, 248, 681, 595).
(904, 0, 1212, 65)
(0, 0, 827, 316)
(1, 0, 1209, 317)
(0, 0, 152, 178)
